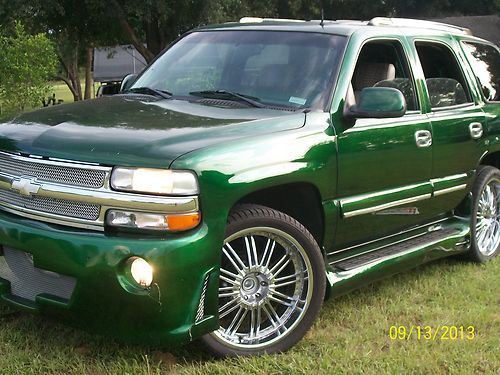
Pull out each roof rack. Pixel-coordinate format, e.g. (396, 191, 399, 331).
(368, 17, 473, 35)
(239, 17, 305, 24)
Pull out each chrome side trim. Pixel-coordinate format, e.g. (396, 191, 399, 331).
(342, 193, 432, 218)
(430, 173, 468, 185)
(329, 231, 428, 266)
(433, 184, 467, 197)
(327, 217, 448, 256)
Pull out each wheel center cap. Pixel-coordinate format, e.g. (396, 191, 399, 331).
(242, 276, 257, 292)
(239, 272, 270, 307)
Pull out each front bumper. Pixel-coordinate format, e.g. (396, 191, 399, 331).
(0, 210, 221, 345)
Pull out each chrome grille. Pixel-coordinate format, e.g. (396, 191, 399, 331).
(0, 153, 106, 188)
(0, 189, 100, 220)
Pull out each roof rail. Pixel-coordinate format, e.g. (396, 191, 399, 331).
(239, 17, 305, 24)
(368, 17, 473, 35)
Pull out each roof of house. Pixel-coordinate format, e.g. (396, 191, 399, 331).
(431, 15, 500, 45)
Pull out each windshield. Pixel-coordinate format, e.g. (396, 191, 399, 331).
(131, 30, 347, 110)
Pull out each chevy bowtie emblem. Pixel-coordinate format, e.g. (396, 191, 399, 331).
(11, 176, 41, 197)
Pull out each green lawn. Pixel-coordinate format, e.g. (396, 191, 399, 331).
(0, 257, 498, 374)
(49, 81, 76, 104)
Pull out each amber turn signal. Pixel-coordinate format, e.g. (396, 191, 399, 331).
(166, 212, 201, 231)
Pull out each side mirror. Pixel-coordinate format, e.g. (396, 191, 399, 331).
(120, 74, 138, 93)
(345, 87, 406, 119)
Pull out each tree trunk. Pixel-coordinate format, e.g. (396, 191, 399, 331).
(58, 52, 82, 102)
(110, 0, 156, 63)
(84, 47, 93, 100)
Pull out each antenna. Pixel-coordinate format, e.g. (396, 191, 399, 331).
(320, 8, 324, 27)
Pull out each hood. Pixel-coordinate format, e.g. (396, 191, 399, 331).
(0, 95, 305, 168)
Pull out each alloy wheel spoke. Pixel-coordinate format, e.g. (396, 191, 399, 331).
(273, 278, 299, 288)
(220, 274, 238, 286)
(262, 239, 276, 269)
(259, 238, 271, 266)
(219, 291, 240, 298)
(220, 267, 240, 280)
(249, 307, 262, 339)
(244, 236, 258, 268)
(269, 252, 290, 274)
(219, 298, 239, 318)
(223, 245, 246, 274)
(226, 307, 247, 336)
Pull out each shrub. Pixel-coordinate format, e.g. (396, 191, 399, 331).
(0, 22, 58, 113)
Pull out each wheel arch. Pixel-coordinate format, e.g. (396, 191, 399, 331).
(479, 151, 500, 169)
(233, 182, 325, 251)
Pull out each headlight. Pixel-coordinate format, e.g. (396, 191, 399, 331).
(111, 167, 199, 195)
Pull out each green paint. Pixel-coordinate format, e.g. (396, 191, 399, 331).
(0, 20, 498, 346)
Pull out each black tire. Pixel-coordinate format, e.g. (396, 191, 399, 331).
(201, 204, 326, 357)
(466, 165, 500, 262)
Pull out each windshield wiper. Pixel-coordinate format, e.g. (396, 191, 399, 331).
(189, 90, 266, 108)
(126, 87, 172, 99)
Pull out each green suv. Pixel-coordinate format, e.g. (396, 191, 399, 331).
(0, 17, 499, 357)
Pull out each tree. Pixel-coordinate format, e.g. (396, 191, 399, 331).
(109, 0, 280, 63)
(33, 0, 124, 101)
(0, 22, 58, 112)
(0, 0, 124, 101)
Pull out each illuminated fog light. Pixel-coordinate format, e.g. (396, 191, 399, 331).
(129, 257, 153, 288)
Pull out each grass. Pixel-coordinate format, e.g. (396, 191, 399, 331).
(49, 81, 76, 104)
(0, 257, 498, 375)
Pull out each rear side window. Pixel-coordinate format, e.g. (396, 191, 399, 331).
(415, 42, 473, 108)
(462, 42, 500, 102)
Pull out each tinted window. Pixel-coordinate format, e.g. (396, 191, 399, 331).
(132, 31, 347, 110)
(351, 41, 419, 111)
(415, 42, 472, 108)
(462, 42, 500, 102)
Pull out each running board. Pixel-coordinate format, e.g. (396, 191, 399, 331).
(333, 227, 458, 271)
(326, 219, 470, 297)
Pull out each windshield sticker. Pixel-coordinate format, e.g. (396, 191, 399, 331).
(289, 96, 307, 105)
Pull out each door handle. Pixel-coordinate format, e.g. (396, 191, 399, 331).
(415, 130, 432, 148)
(469, 122, 483, 140)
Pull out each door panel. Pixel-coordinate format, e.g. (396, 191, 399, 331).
(413, 39, 486, 212)
(334, 113, 434, 250)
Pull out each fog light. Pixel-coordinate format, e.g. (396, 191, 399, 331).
(129, 257, 153, 288)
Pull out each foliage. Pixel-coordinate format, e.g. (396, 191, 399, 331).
(0, 22, 58, 112)
(109, 0, 499, 63)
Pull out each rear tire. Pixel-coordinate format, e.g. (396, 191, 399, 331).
(466, 166, 500, 262)
(201, 204, 325, 357)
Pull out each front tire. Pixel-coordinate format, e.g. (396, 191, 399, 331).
(467, 166, 500, 262)
(201, 204, 326, 357)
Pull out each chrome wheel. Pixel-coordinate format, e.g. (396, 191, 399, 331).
(211, 227, 313, 350)
(476, 178, 500, 256)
